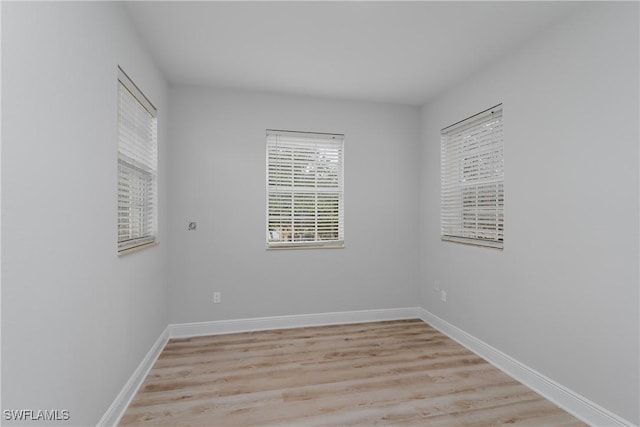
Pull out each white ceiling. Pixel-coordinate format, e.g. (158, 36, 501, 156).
(125, 1, 583, 106)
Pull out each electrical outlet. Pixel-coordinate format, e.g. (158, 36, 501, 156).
(213, 291, 221, 303)
(434, 280, 440, 291)
(440, 290, 447, 302)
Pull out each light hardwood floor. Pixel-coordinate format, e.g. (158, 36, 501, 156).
(120, 319, 585, 426)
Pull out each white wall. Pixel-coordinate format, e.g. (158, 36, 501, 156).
(167, 86, 420, 324)
(2, 2, 637, 425)
(419, 2, 639, 423)
(2, 3, 169, 425)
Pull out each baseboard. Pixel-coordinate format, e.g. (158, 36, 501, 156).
(99, 307, 634, 427)
(417, 308, 635, 427)
(96, 326, 169, 427)
(97, 308, 417, 425)
(169, 307, 420, 338)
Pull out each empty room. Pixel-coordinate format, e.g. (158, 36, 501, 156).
(1, 1, 638, 426)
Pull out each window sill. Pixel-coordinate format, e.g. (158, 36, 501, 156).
(266, 242, 344, 251)
(441, 236, 503, 250)
(118, 241, 159, 256)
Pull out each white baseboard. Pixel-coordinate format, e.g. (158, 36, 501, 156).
(99, 307, 634, 427)
(417, 308, 635, 427)
(169, 307, 420, 338)
(96, 326, 169, 427)
(97, 308, 417, 425)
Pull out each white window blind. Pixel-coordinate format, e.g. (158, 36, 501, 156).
(267, 130, 344, 248)
(441, 104, 503, 249)
(117, 67, 158, 253)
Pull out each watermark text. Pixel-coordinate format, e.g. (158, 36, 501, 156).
(3, 409, 70, 422)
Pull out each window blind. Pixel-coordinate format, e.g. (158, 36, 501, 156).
(266, 130, 344, 248)
(441, 104, 503, 248)
(117, 67, 158, 253)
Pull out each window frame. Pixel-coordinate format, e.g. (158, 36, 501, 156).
(117, 66, 158, 254)
(266, 129, 345, 250)
(440, 104, 504, 249)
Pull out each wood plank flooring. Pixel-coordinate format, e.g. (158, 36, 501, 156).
(119, 319, 585, 426)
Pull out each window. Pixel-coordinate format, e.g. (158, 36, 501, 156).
(441, 104, 503, 249)
(117, 67, 158, 253)
(266, 130, 344, 248)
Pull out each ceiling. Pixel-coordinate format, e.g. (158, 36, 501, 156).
(125, 1, 583, 106)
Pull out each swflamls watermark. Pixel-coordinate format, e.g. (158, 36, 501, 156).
(3, 409, 70, 421)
